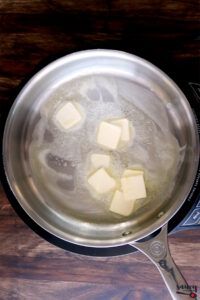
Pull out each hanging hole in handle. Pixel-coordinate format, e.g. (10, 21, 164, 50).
(122, 231, 132, 237)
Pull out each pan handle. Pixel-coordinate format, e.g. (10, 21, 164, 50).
(130, 224, 194, 300)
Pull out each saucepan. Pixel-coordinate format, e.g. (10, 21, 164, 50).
(2, 50, 199, 299)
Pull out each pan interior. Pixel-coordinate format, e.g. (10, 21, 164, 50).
(3, 51, 199, 247)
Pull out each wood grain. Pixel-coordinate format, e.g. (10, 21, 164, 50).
(0, 186, 200, 300)
(0, 1, 200, 299)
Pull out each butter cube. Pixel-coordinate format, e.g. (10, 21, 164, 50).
(111, 118, 130, 142)
(123, 169, 144, 177)
(97, 121, 121, 150)
(90, 153, 111, 169)
(88, 168, 116, 194)
(54, 102, 82, 130)
(121, 174, 147, 201)
(109, 190, 134, 216)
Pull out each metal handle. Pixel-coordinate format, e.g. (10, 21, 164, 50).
(130, 224, 194, 300)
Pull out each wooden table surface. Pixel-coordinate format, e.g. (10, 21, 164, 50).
(0, 1, 200, 299)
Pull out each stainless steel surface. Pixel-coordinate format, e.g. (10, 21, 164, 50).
(3, 50, 199, 247)
(131, 224, 192, 300)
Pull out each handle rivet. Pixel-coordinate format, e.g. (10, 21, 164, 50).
(122, 231, 132, 237)
(158, 211, 164, 218)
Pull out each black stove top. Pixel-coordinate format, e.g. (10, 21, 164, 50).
(0, 82, 200, 257)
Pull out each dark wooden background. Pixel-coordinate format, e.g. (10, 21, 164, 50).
(0, 1, 200, 299)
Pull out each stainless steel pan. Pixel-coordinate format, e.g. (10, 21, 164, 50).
(3, 50, 199, 299)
